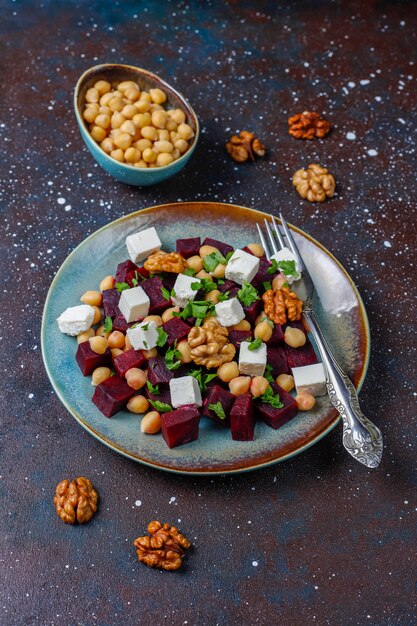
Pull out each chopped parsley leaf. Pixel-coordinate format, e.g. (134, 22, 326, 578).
(183, 267, 196, 276)
(237, 282, 259, 306)
(247, 337, 263, 351)
(156, 326, 168, 348)
(148, 399, 173, 413)
(203, 251, 226, 273)
(225, 251, 234, 263)
(115, 282, 130, 292)
(264, 364, 274, 384)
(218, 291, 230, 302)
(164, 343, 182, 371)
(276, 259, 298, 277)
(103, 316, 113, 333)
(190, 369, 217, 393)
(146, 381, 160, 395)
(263, 281, 272, 291)
(259, 386, 284, 409)
(208, 402, 226, 420)
(161, 287, 171, 301)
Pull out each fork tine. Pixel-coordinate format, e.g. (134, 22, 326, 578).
(256, 223, 271, 260)
(264, 219, 279, 255)
(278, 213, 307, 273)
(271, 215, 286, 249)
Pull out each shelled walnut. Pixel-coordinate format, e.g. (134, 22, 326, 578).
(262, 286, 303, 325)
(225, 130, 266, 163)
(134, 521, 191, 571)
(188, 318, 236, 368)
(292, 163, 335, 202)
(144, 251, 186, 273)
(54, 477, 98, 524)
(288, 111, 331, 140)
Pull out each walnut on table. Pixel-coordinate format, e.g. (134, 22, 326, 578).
(54, 477, 98, 524)
(262, 286, 303, 325)
(288, 111, 331, 140)
(188, 318, 236, 368)
(144, 251, 186, 274)
(292, 163, 336, 202)
(134, 521, 191, 571)
(225, 130, 266, 163)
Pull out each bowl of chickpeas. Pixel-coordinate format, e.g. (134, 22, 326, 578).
(74, 64, 199, 186)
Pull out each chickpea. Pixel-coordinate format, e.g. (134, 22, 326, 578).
(156, 153, 174, 167)
(107, 331, 125, 349)
(80, 290, 102, 306)
(109, 96, 124, 112)
(89, 336, 108, 355)
(83, 105, 99, 123)
(250, 376, 269, 398)
(111, 348, 123, 358)
(149, 103, 164, 112)
(93, 80, 111, 96)
(172, 148, 181, 160)
(204, 289, 220, 304)
(229, 320, 249, 332)
(151, 110, 167, 128)
(178, 123, 194, 140)
(125, 86, 140, 102)
(125, 367, 147, 390)
(134, 99, 150, 113)
(174, 138, 189, 153)
(141, 126, 158, 141)
(142, 147, 157, 163)
(91, 366, 112, 386)
(272, 273, 287, 290)
(114, 132, 132, 150)
(92, 306, 102, 325)
(124, 147, 141, 163)
(154, 140, 174, 153)
(100, 275, 115, 291)
(121, 104, 137, 120)
(117, 80, 138, 94)
(149, 88, 167, 104)
(85, 87, 99, 103)
(100, 137, 115, 154)
(158, 129, 170, 142)
(111, 111, 125, 129)
(295, 392, 316, 411)
(134, 160, 148, 168)
(90, 125, 107, 142)
(141, 411, 162, 434)
(124, 335, 133, 351)
(254, 320, 273, 342)
(94, 113, 110, 129)
(177, 340, 192, 364)
(255, 311, 268, 326)
(110, 149, 124, 162)
(170, 131, 180, 143)
(161, 307, 180, 323)
(276, 374, 295, 392)
(133, 112, 151, 128)
(217, 361, 239, 383)
(199, 244, 219, 258)
(186, 255, 203, 273)
(98, 105, 111, 117)
(284, 327, 306, 348)
(247, 243, 264, 258)
(139, 91, 152, 103)
(196, 270, 212, 280)
(165, 118, 178, 132)
(96, 324, 110, 339)
(100, 92, 114, 106)
(77, 328, 95, 344)
(142, 347, 158, 359)
(229, 376, 251, 396)
(169, 108, 186, 125)
(211, 263, 226, 279)
(143, 315, 163, 327)
(134, 138, 152, 152)
(120, 120, 137, 136)
(127, 395, 150, 414)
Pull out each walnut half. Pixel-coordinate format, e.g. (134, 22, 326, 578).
(144, 251, 186, 274)
(54, 477, 98, 524)
(188, 318, 236, 369)
(292, 163, 335, 202)
(262, 286, 303, 325)
(134, 521, 191, 571)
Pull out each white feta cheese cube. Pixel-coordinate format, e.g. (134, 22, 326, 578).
(127, 321, 159, 351)
(270, 247, 302, 284)
(169, 376, 202, 408)
(238, 340, 267, 376)
(118, 286, 150, 323)
(57, 305, 95, 336)
(215, 297, 245, 327)
(171, 274, 201, 308)
(292, 363, 327, 397)
(225, 249, 260, 286)
(125, 227, 162, 264)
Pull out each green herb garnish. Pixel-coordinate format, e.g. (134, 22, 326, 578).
(115, 282, 130, 292)
(264, 364, 274, 384)
(203, 251, 226, 273)
(276, 259, 298, 278)
(263, 281, 272, 291)
(259, 386, 284, 409)
(103, 316, 113, 333)
(282, 282, 289, 289)
(146, 381, 160, 395)
(225, 251, 234, 263)
(161, 287, 171, 301)
(156, 326, 168, 348)
(208, 402, 226, 420)
(174, 300, 215, 323)
(190, 281, 202, 291)
(237, 282, 259, 307)
(217, 279, 225, 285)
(218, 291, 230, 302)
(131, 270, 143, 287)
(148, 399, 173, 413)
(164, 343, 182, 371)
(183, 267, 196, 276)
(247, 337, 263, 351)
(190, 369, 217, 393)
(141, 322, 150, 331)
(197, 278, 217, 293)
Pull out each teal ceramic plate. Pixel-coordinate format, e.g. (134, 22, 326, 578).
(41, 202, 370, 474)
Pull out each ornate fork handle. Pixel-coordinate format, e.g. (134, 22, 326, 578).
(303, 300, 383, 468)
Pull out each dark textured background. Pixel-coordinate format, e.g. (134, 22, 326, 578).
(0, 1, 416, 625)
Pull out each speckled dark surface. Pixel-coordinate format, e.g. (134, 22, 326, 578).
(1, 1, 416, 625)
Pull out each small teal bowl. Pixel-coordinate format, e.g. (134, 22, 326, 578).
(74, 63, 200, 186)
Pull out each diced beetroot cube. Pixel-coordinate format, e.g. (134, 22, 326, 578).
(202, 237, 233, 258)
(162, 317, 191, 346)
(113, 349, 146, 377)
(217, 279, 239, 294)
(176, 237, 201, 258)
(115, 260, 148, 286)
(92, 375, 135, 417)
(285, 340, 318, 369)
(102, 289, 120, 319)
(267, 346, 289, 376)
(256, 383, 298, 430)
(253, 257, 274, 289)
(76, 342, 111, 376)
(228, 330, 252, 349)
(141, 276, 171, 315)
(230, 394, 255, 441)
(202, 384, 235, 426)
(162, 272, 177, 292)
(144, 383, 172, 406)
(243, 298, 263, 324)
(241, 246, 253, 255)
(266, 324, 284, 346)
(147, 356, 173, 385)
(112, 314, 134, 333)
(161, 405, 200, 448)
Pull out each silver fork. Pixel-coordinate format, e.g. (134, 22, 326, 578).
(257, 214, 383, 469)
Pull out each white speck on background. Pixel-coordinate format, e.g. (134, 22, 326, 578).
(57, 197, 65, 205)
(367, 149, 378, 156)
(169, 496, 176, 504)
(64, 205, 72, 212)
(347, 81, 355, 88)
(135, 500, 142, 507)
(346, 132, 356, 140)
(360, 79, 370, 85)
(384, 241, 392, 248)
(252, 561, 258, 567)
(28, 393, 34, 399)
(398, 118, 406, 125)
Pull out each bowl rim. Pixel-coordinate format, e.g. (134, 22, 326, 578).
(73, 62, 200, 173)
